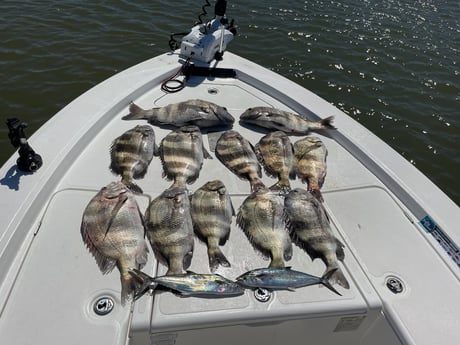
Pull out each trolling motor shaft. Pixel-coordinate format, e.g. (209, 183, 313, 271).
(6, 118, 42, 172)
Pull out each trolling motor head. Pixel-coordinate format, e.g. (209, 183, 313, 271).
(6, 118, 42, 172)
(179, 0, 236, 63)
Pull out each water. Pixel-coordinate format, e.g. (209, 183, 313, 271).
(1, 0, 458, 205)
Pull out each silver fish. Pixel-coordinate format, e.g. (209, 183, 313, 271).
(159, 125, 212, 188)
(80, 181, 149, 305)
(109, 125, 158, 194)
(129, 269, 244, 298)
(255, 131, 296, 193)
(145, 187, 194, 275)
(215, 130, 265, 192)
(293, 136, 327, 202)
(122, 99, 235, 128)
(235, 267, 341, 296)
(240, 106, 335, 134)
(284, 188, 349, 289)
(236, 187, 292, 268)
(190, 180, 234, 272)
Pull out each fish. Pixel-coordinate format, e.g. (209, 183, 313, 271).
(109, 125, 158, 194)
(215, 130, 265, 192)
(293, 136, 327, 202)
(122, 99, 235, 128)
(255, 131, 296, 193)
(284, 188, 349, 289)
(236, 187, 292, 268)
(240, 106, 335, 134)
(190, 180, 235, 272)
(159, 125, 212, 188)
(144, 186, 194, 275)
(129, 269, 244, 298)
(80, 181, 149, 305)
(235, 267, 341, 296)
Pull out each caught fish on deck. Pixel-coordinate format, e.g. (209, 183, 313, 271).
(159, 125, 212, 188)
(129, 269, 244, 298)
(284, 188, 349, 290)
(235, 266, 341, 296)
(215, 130, 265, 192)
(255, 131, 296, 193)
(240, 106, 335, 134)
(190, 180, 235, 272)
(109, 125, 158, 194)
(236, 187, 292, 268)
(293, 136, 328, 202)
(80, 181, 149, 305)
(145, 187, 194, 275)
(122, 99, 235, 128)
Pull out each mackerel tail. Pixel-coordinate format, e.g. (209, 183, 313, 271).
(320, 268, 343, 296)
(128, 268, 157, 300)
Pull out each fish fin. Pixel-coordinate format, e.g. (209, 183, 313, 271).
(324, 267, 349, 290)
(320, 269, 343, 296)
(209, 248, 231, 272)
(122, 102, 148, 121)
(183, 250, 194, 270)
(287, 287, 296, 292)
(320, 116, 336, 129)
(309, 188, 324, 202)
(128, 268, 156, 301)
(335, 239, 346, 261)
(122, 179, 144, 194)
(81, 222, 117, 274)
(203, 146, 213, 159)
(250, 178, 266, 192)
(104, 193, 129, 237)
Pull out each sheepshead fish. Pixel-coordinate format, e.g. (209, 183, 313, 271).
(190, 180, 235, 272)
(293, 136, 327, 202)
(215, 130, 265, 192)
(80, 181, 149, 305)
(284, 188, 349, 289)
(236, 187, 292, 268)
(145, 187, 194, 275)
(109, 125, 158, 194)
(255, 131, 296, 193)
(240, 106, 335, 134)
(129, 269, 244, 298)
(159, 125, 212, 188)
(235, 267, 341, 296)
(122, 99, 235, 128)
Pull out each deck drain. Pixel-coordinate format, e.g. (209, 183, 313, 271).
(207, 87, 219, 95)
(93, 296, 114, 315)
(254, 288, 272, 302)
(385, 276, 404, 294)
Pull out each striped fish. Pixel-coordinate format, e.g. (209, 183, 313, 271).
(293, 136, 327, 202)
(145, 187, 194, 275)
(240, 106, 335, 134)
(159, 125, 212, 188)
(284, 188, 349, 290)
(190, 180, 235, 272)
(215, 130, 265, 192)
(80, 181, 149, 305)
(109, 125, 158, 194)
(255, 131, 296, 194)
(122, 99, 235, 128)
(236, 187, 292, 268)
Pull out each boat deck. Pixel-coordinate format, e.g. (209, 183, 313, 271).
(0, 52, 458, 345)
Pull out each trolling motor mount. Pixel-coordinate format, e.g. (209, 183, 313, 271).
(6, 118, 43, 172)
(180, 0, 236, 63)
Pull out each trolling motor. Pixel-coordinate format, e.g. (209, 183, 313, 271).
(179, 0, 236, 63)
(6, 118, 42, 172)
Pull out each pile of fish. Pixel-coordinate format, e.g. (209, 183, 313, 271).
(80, 98, 349, 305)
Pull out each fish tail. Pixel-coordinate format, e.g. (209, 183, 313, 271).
(208, 247, 231, 272)
(121, 177, 144, 194)
(323, 266, 350, 290)
(320, 116, 336, 129)
(120, 272, 138, 305)
(320, 269, 343, 296)
(128, 268, 156, 301)
(309, 187, 324, 202)
(122, 102, 149, 121)
(250, 178, 266, 192)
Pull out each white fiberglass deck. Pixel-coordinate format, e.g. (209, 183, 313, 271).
(0, 52, 458, 345)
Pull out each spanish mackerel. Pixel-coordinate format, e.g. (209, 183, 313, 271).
(80, 181, 149, 305)
(122, 99, 235, 128)
(240, 106, 335, 134)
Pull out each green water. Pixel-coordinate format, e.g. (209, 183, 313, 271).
(1, 0, 459, 205)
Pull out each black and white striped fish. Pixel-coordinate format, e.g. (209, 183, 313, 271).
(122, 99, 235, 128)
(215, 130, 265, 192)
(109, 125, 158, 194)
(190, 180, 235, 272)
(159, 125, 212, 188)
